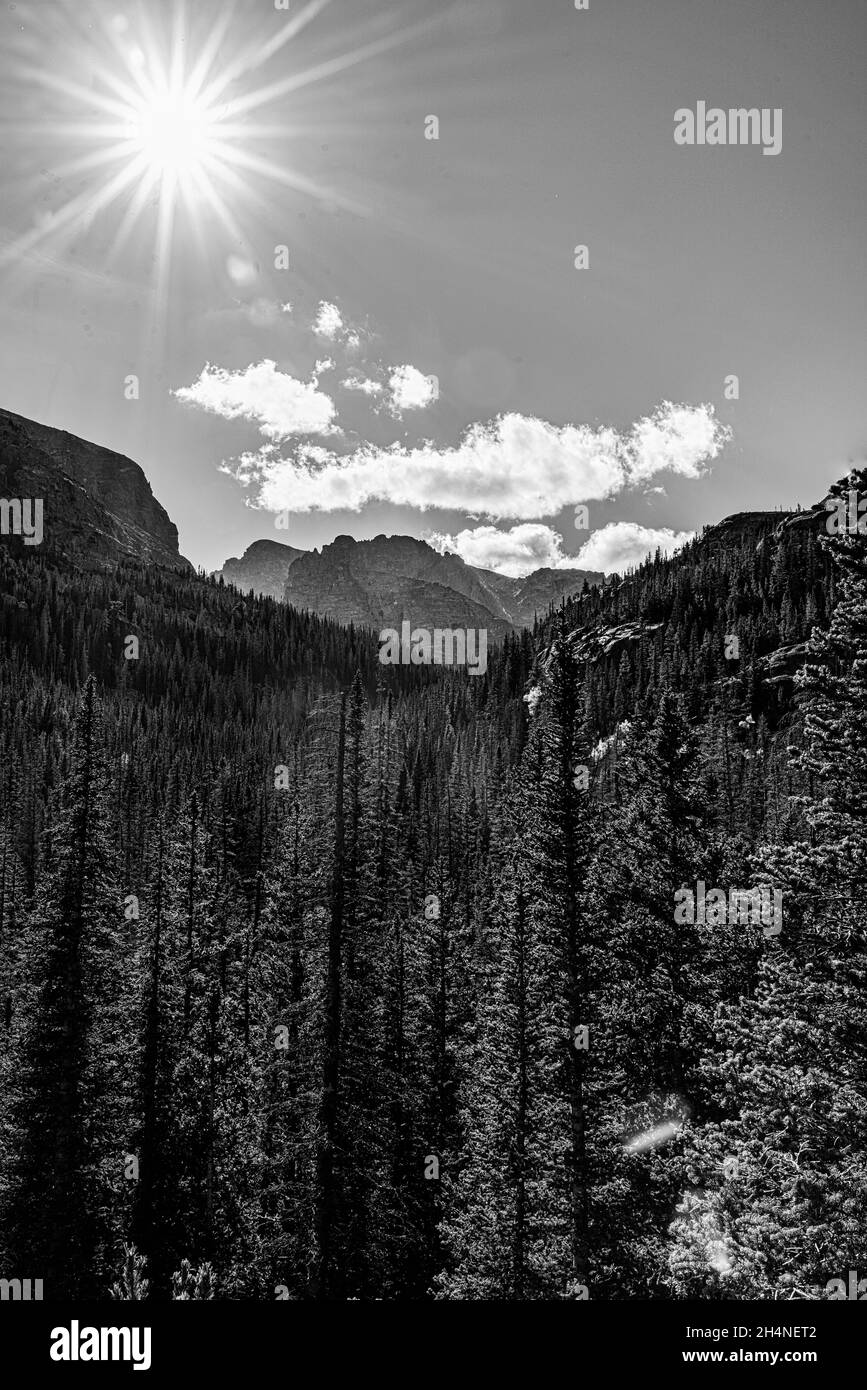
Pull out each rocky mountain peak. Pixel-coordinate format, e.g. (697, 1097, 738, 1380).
(0, 407, 189, 570)
(280, 532, 603, 635)
(217, 539, 304, 600)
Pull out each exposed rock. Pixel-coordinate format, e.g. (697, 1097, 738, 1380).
(0, 407, 189, 569)
(761, 641, 812, 684)
(280, 533, 602, 635)
(570, 620, 664, 663)
(508, 565, 603, 624)
(217, 539, 304, 599)
(709, 510, 793, 537)
(774, 468, 867, 543)
(699, 510, 797, 559)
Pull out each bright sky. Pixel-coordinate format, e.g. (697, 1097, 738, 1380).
(1, 0, 865, 574)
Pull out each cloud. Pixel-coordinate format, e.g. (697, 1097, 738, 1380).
(231, 414, 624, 515)
(388, 364, 439, 413)
(627, 402, 727, 482)
(575, 522, 694, 574)
(173, 360, 337, 439)
(342, 374, 383, 396)
(313, 301, 344, 340)
(220, 401, 728, 518)
(428, 520, 695, 578)
(429, 523, 576, 577)
(311, 301, 365, 352)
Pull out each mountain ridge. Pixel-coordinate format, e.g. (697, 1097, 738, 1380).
(279, 532, 605, 636)
(216, 539, 304, 599)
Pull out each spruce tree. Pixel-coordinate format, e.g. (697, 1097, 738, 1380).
(1, 678, 129, 1297)
(667, 474, 867, 1299)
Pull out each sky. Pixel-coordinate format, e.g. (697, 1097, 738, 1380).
(0, 0, 865, 575)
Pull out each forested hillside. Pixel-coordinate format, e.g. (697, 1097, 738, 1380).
(1, 474, 865, 1301)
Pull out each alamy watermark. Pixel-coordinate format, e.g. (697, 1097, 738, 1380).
(674, 103, 782, 156)
(0, 1276, 43, 1300)
(674, 881, 782, 936)
(0, 497, 43, 546)
(378, 621, 487, 676)
(50, 1322, 152, 1371)
(825, 491, 867, 535)
(826, 1270, 867, 1299)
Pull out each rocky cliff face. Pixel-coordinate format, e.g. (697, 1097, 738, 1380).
(507, 566, 605, 625)
(217, 539, 304, 599)
(0, 407, 189, 569)
(281, 533, 603, 636)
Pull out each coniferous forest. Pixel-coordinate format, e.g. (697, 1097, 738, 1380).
(1, 475, 865, 1303)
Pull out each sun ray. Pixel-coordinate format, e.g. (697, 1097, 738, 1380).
(14, 65, 137, 124)
(169, 1, 187, 97)
(94, 62, 153, 114)
(15, 141, 135, 210)
(186, 163, 247, 247)
(0, 123, 138, 141)
(86, 30, 155, 111)
(148, 171, 180, 359)
(36, 140, 142, 185)
(214, 142, 368, 217)
(202, 154, 294, 241)
(130, 0, 175, 105)
(107, 168, 162, 267)
(197, 0, 333, 109)
(79, 157, 154, 242)
(185, 1, 238, 103)
(175, 167, 213, 270)
(203, 122, 336, 139)
(153, 175, 178, 300)
(0, 154, 151, 269)
(217, 15, 436, 122)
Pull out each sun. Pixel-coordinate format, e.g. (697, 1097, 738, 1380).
(0, 0, 433, 331)
(130, 87, 218, 179)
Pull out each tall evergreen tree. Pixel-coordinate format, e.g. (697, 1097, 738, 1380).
(667, 474, 867, 1298)
(1, 678, 129, 1297)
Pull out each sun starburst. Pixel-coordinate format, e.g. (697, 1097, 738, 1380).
(0, 0, 432, 341)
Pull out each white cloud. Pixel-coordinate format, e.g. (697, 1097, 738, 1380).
(575, 522, 694, 574)
(429, 523, 576, 577)
(221, 401, 728, 518)
(232, 414, 622, 515)
(627, 402, 727, 482)
(173, 360, 337, 439)
(388, 364, 439, 413)
(342, 375, 383, 396)
(280, 302, 293, 314)
(313, 301, 344, 340)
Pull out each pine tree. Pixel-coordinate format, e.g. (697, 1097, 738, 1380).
(441, 631, 599, 1298)
(1, 678, 130, 1297)
(667, 473, 867, 1299)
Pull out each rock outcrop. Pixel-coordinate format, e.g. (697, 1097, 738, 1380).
(280, 533, 603, 635)
(217, 539, 304, 599)
(0, 407, 189, 569)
